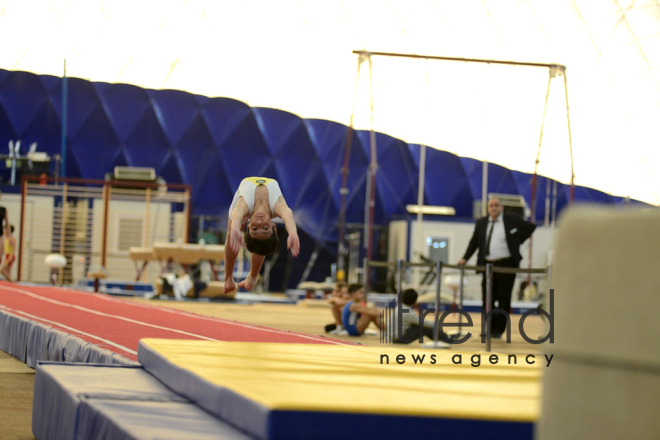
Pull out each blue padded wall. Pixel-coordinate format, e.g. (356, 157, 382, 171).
(0, 68, 641, 288)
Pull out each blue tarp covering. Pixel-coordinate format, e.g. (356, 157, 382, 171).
(0, 68, 645, 288)
(0, 309, 135, 368)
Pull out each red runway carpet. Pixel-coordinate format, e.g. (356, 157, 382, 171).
(0, 282, 347, 362)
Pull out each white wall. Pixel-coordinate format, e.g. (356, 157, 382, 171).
(91, 199, 173, 281)
(387, 220, 408, 263)
(15, 194, 54, 283)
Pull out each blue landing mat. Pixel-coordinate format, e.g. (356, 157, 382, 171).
(32, 362, 254, 440)
(77, 399, 253, 440)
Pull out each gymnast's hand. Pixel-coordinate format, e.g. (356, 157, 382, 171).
(230, 228, 244, 253)
(287, 233, 300, 257)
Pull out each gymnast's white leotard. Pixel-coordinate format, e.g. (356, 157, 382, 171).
(228, 177, 283, 220)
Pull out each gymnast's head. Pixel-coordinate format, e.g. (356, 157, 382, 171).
(244, 212, 279, 256)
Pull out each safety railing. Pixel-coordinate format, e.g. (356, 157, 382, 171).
(365, 259, 550, 351)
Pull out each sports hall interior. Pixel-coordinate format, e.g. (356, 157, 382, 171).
(1, 2, 659, 439)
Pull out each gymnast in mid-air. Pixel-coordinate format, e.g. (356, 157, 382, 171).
(224, 177, 300, 294)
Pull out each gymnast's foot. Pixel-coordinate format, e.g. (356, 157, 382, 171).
(224, 278, 236, 294)
(238, 274, 258, 291)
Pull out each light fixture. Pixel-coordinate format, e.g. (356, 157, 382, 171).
(406, 205, 456, 216)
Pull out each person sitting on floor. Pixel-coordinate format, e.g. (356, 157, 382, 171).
(341, 283, 384, 336)
(391, 288, 440, 344)
(160, 267, 193, 300)
(325, 282, 348, 334)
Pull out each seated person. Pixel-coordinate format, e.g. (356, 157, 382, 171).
(391, 288, 439, 344)
(0, 224, 15, 282)
(341, 283, 384, 336)
(325, 282, 348, 334)
(160, 267, 193, 300)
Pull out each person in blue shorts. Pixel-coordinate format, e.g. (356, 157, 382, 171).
(341, 283, 384, 336)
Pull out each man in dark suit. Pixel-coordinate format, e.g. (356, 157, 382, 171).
(458, 197, 536, 338)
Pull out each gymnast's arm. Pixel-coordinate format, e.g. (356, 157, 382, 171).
(228, 201, 249, 254)
(350, 301, 380, 318)
(274, 197, 300, 257)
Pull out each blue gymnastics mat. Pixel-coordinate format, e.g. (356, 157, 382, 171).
(31, 362, 254, 440)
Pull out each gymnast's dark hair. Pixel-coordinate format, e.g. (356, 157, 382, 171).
(401, 289, 418, 306)
(348, 283, 363, 294)
(244, 225, 279, 256)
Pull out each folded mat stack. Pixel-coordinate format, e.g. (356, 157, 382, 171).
(32, 362, 253, 440)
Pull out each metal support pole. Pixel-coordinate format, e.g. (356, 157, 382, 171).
(485, 263, 493, 352)
(416, 145, 426, 286)
(10, 153, 17, 185)
(396, 259, 403, 295)
(144, 187, 151, 248)
(457, 267, 465, 337)
(184, 188, 191, 243)
(482, 161, 488, 217)
(433, 261, 443, 345)
(552, 181, 558, 228)
(352, 50, 562, 69)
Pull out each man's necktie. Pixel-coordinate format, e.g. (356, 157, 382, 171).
(486, 220, 496, 257)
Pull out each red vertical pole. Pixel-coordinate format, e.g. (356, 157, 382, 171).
(528, 68, 553, 285)
(97, 183, 111, 292)
(563, 67, 575, 205)
(101, 184, 110, 269)
(365, 55, 377, 293)
(337, 125, 353, 270)
(338, 56, 364, 281)
(367, 157, 377, 265)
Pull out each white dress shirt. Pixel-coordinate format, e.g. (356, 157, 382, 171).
(486, 216, 511, 261)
